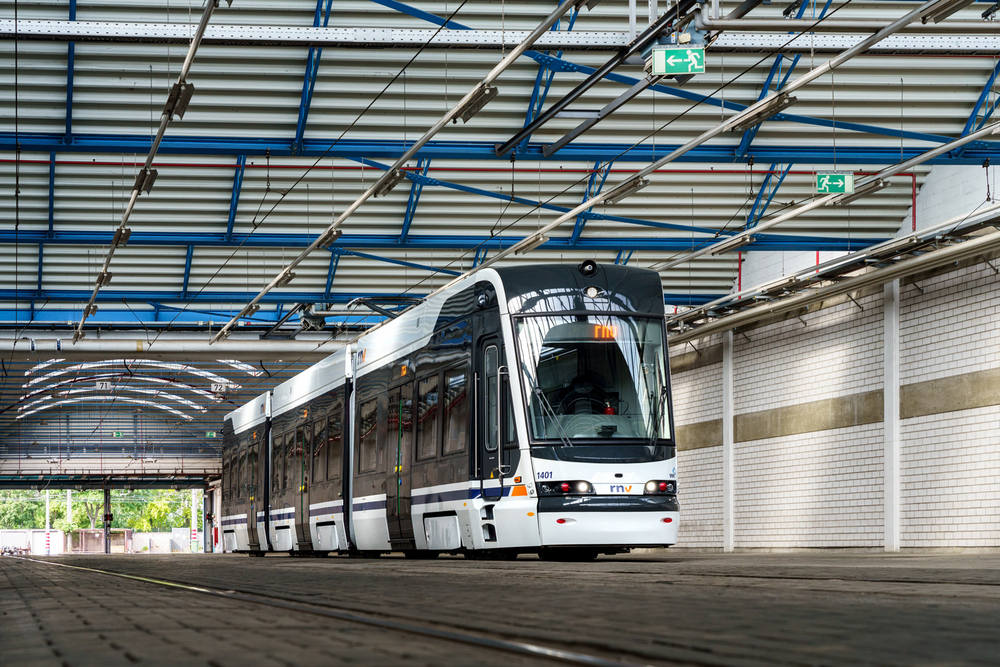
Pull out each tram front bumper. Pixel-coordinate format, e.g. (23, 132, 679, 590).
(536, 495, 679, 547)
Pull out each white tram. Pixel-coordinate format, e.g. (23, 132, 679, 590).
(220, 261, 678, 560)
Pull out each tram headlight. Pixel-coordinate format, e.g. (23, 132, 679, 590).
(538, 480, 595, 496)
(644, 480, 676, 495)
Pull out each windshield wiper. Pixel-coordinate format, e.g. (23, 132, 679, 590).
(522, 363, 573, 448)
(647, 385, 668, 448)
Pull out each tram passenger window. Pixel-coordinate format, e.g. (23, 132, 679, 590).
(312, 420, 326, 483)
(294, 426, 305, 490)
(443, 368, 468, 455)
(416, 376, 439, 460)
(328, 408, 343, 480)
(283, 433, 293, 490)
(238, 451, 247, 498)
(248, 450, 258, 499)
(358, 400, 378, 473)
(222, 457, 229, 502)
(272, 434, 283, 494)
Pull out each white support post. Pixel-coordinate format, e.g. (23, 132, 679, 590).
(649, 0, 658, 23)
(629, 0, 637, 39)
(883, 280, 901, 552)
(722, 330, 735, 552)
(66, 490, 72, 526)
(191, 488, 199, 553)
(45, 491, 51, 556)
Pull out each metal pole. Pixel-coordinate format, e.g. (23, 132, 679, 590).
(649, 0, 658, 23)
(66, 489, 72, 526)
(45, 491, 50, 556)
(103, 487, 111, 554)
(203, 489, 212, 554)
(630, 0, 637, 39)
(191, 488, 198, 553)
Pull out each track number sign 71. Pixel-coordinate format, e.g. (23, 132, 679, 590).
(650, 47, 705, 76)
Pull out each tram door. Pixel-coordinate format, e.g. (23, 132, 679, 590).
(293, 424, 313, 550)
(386, 384, 415, 546)
(478, 340, 503, 501)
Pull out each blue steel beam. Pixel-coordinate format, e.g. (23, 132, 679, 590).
(736, 0, 831, 158)
(181, 245, 194, 298)
(570, 161, 611, 244)
(331, 248, 462, 276)
(955, 59, 1000, 158)
(517, 1, 579, 154)
(9, 133, 999, 164)
(225, 155, 247, 242)
(746, 163, 792, 229)
(324, 251, 340, 299)
(399, 158, 430, 242)
(0, 229, 888, 252)
(368, 0, 470, 29)
(292, 0, 334, 156)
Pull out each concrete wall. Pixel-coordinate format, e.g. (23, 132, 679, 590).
(672, 166, 1000, 550)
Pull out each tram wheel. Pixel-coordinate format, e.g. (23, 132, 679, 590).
(403, 550, 439, 559)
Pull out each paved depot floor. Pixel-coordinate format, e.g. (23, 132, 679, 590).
(2, 552, 998, 666)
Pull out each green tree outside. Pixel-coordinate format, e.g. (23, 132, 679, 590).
(0, 489, 198, 532)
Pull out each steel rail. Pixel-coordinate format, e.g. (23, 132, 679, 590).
(70, 0, 222, 344)
(209, 0, 592, 345)
(427, 0, 950, 298)
(16, 557, 653, 667)
(697, 15, 1000, 33)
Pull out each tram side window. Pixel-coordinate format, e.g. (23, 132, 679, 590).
(238, 451, 247, 498)
(442, 368, 468, 455)
(301, 425, 311, 487)
(283, 432, 293, 490)
(358, 399, 378, 473)
(248, 450, 258, 499)
(327, 408, 343, 480)
(222, 456, 230, 502)
(312, 419, 326, 483)
(271, 434, 283, 494)
(416, 375, 439, 461)
(486, 346, 499, 452)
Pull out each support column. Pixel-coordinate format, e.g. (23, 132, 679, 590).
(66, 489, 72, 525)
(722, 330, 735, 552)
(884, 280, 901, 551)
(103, 487, 111, 554)
(190, 488, 199, 553)
(45, 491, 51, 556)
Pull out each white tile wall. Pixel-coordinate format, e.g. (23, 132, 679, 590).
(900, 406, 1000, 548)
(733, 293, 883, 414)
(672, 362, 723, 427)
(677, 445, 724, 548)
(899, 263, 1000, 384)
(733, 424, 885, 548)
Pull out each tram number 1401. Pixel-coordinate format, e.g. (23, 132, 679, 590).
(536, 471, 554, 480)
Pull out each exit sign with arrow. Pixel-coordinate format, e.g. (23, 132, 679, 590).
(816, 173, 855, 194)
(650, 46, 705, 76)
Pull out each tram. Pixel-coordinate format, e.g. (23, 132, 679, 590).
(220, 261, 678, 560)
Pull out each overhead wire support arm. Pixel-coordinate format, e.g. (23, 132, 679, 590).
(209, 0, 596, 345)
(424, 0, 958, 293)
(70, 0, 227, 344)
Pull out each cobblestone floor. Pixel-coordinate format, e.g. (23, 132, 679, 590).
(2, 551, 998, 666)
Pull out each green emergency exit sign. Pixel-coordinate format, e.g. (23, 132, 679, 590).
(112, 431, 124, 438)
(816, 173, 855, 194)
(206, 431, 217, 438)
(650, 46, 705, 76)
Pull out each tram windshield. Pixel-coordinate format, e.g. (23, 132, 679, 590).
(515, 314, 670, 443)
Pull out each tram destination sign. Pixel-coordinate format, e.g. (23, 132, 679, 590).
(816, 172, 855, 194)
(650, 46, 705, 76)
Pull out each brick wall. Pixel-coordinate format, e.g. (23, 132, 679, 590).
(677, 445, 724, 547)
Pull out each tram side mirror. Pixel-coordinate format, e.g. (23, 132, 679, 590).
(579, 259, 598, 277)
